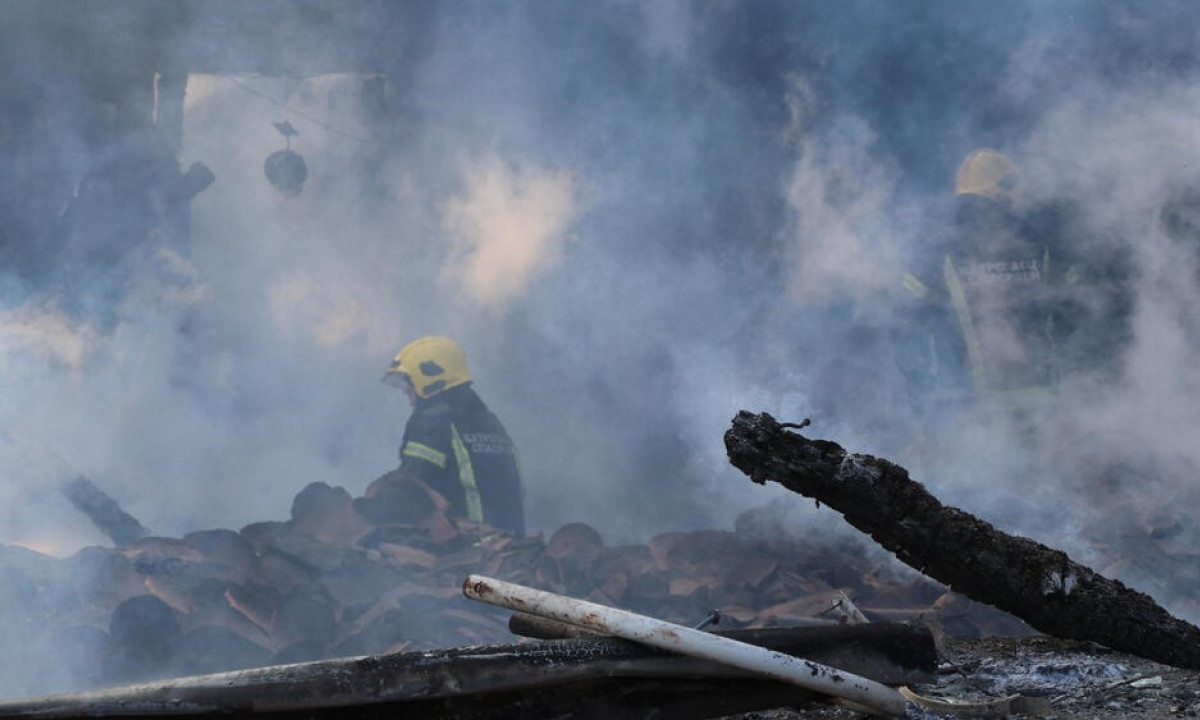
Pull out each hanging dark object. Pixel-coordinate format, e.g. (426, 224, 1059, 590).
(264, 151, 307, 196)
(265, 120, 307, 197)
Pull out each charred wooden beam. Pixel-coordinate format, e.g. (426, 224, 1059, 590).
(61, 476, 150, 547)
(509, 611, 603, 639)
(0, 678, 821, 720)
(0, 625, 934, 718)
(725, 410, 1200, 670)
(506, 615, 935, 686)
(465, 574, 909, 716)
(372, 677, 825, 720)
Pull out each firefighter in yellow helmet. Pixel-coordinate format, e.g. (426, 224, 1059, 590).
(364, 336, 525, 535)
(954, 148, 1023, 209)
(898, 148, 1074, 413)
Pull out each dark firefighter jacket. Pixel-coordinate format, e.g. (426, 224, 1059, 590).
(398, 383, 525, 534)
(896, 195, 1080, 411)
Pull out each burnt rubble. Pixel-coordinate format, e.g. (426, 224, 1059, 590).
(0, 473, 1022, 699)
(7, 418, 1196, 717)
(60, 477, 150, 548)
(0, 623, 936, 718)
(725, 410, 1200, 670)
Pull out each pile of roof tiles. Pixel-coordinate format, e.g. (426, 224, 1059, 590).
(0, 479, 1033, 696)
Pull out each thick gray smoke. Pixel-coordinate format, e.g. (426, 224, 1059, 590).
(2, 0, 1200, 695)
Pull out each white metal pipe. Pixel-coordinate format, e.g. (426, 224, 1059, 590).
(462, 574, 908, 717)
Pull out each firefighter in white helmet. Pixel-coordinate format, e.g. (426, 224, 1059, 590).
(362, 336, 525, 535)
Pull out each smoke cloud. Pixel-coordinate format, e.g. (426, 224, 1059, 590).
(2, 0, 1200, 696)
(441, 156, 578, 313)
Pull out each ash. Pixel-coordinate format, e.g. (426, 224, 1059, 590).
(729, 635, 1200, 719)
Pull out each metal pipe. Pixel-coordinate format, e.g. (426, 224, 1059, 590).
(462, 575, 908, 717)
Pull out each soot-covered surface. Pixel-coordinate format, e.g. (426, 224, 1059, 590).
(723, 634, 1200, 719)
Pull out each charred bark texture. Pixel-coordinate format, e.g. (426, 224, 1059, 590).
(725, 410, 1200, 670)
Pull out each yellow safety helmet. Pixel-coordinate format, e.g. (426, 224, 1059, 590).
(954, 148, 1022, 208)
(382, 336, 471, 399)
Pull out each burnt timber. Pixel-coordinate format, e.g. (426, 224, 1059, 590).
(61, 477, 150, 548)
(724, 410, 1200, 670)
(0, 624, 934, 719)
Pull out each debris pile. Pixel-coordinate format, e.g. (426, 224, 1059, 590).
(0, 475, 1025, 696)
(761, 634, 1200, 720)
(2, 413, 1197, 718)
(0, 616, 938, 719)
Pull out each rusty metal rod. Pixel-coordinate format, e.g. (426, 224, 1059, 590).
(462, 575, 908, 717)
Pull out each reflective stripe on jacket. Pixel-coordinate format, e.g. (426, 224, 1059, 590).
(398, 383, 525, 534)
(901, 247, 1060, 408)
